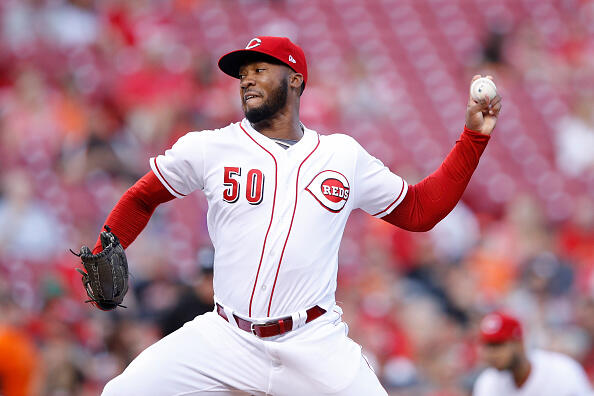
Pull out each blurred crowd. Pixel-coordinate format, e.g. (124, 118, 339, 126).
(0, 0, 593, 395)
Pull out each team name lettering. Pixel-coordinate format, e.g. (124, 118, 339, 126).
(322, 185, 349, 199)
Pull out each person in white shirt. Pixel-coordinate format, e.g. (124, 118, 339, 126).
(473, 312, 593, 396)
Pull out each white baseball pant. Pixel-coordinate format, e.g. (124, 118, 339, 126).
(101, 306, 387, 395)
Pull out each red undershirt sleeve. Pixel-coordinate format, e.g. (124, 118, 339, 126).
(381, 126, 490, 232)
(92, 171, 175, 253)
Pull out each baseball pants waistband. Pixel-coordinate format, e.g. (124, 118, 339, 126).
(215, 303, 326, 338)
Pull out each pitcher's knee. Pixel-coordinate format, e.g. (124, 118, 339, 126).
(102, 370, 170, 396)
(101, 374, 126, 396)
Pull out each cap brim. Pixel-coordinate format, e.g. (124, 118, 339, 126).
(218, 50, 294, 79)
(481, 336, 507, 344)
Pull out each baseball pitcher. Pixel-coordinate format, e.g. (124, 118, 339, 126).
(74, 36, 502, 395)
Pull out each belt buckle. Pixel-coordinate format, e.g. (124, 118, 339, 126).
(251, 320, 274, 337)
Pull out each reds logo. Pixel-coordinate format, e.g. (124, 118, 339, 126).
(480, 314, 502, 334)
(305, 171, 350, 212)
(245, 38, 262, 49)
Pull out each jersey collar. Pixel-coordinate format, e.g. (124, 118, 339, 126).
(240, 118, 318, 159)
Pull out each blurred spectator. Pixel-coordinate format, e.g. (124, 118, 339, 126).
(159, 247, 215, 336)
(0, 288, 40, 396)
(0, 170, 65, 260)
(429, 202, 480, 262)
(555, 94, 594, 177)
(42, 0, 98, 48)
(482, 29, 506, 66)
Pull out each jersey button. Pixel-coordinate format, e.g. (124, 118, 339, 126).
(261, 284, 267, 291)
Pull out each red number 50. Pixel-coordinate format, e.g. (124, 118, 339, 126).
(223, 167, 264, 205)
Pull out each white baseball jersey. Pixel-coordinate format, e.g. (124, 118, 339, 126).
(150, 118, 407, 319)
(473, 349, 594, 396)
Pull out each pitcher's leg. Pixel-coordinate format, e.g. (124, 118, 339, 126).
(102, 312, 270, 396)
(326, 356, 387, 396)
(269, 352, 386, 396)
(268, 306, 388, 396)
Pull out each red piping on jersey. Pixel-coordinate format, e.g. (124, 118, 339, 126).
(267, 134, 320, 316)
(371, 181, 406, 217)
(240, 124, 278, 317)
(153, 157, 187, 197)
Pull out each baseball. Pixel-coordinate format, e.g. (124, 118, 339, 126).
(470, 77, 497, 102)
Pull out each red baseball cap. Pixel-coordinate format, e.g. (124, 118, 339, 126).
(218, 36, 308, 87)
(479, 312, 523, 344)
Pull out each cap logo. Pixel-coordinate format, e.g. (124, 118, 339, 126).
(289, 55, 296, 64)
(306, 170, 350, 212)
(481, 314, 502, 335)
(245, 38, 262, 49)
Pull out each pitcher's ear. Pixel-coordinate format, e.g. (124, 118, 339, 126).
(290, 72, 304, 91)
